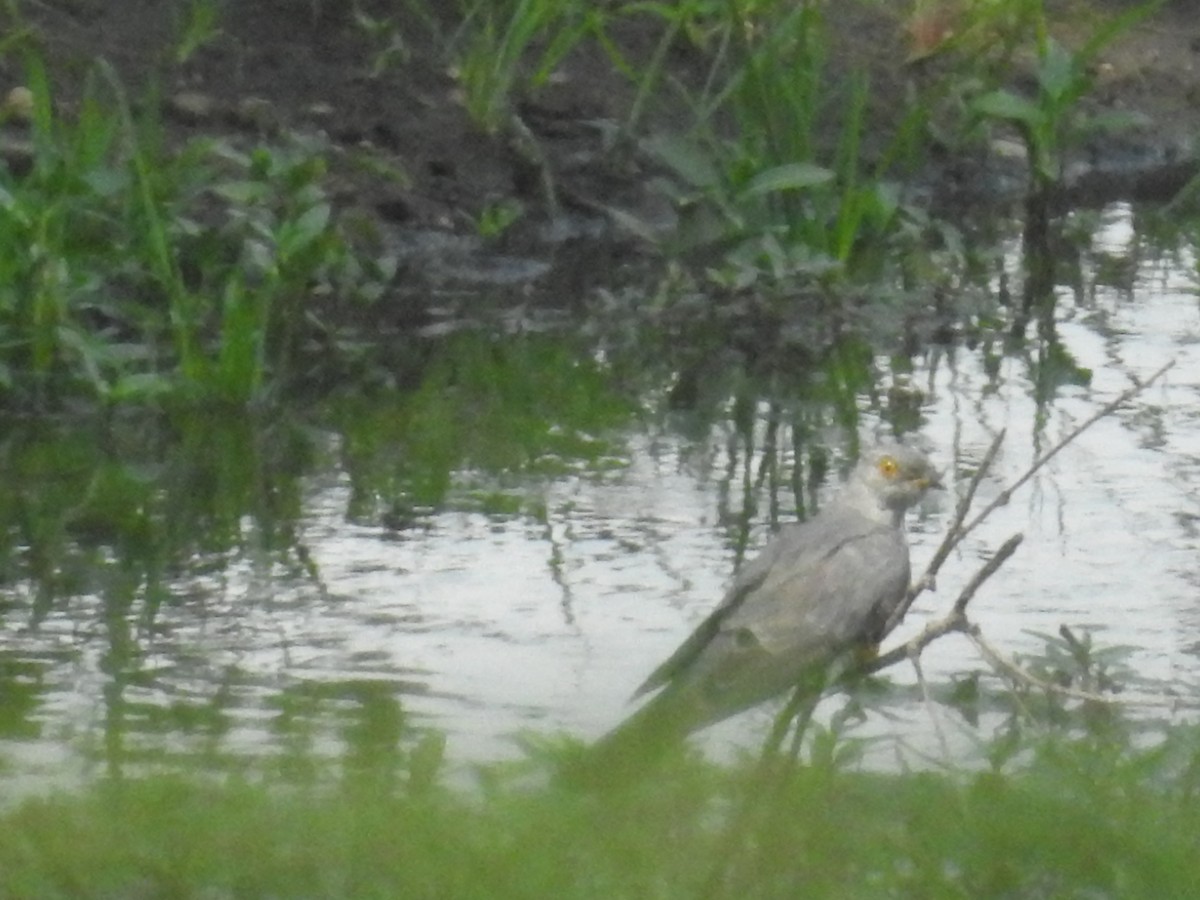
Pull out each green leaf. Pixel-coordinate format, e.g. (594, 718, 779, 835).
(644, 135, 720, 189)
(213, 180, 268, 205)
(1037, 39, 1080, 103)
(1079, 0, 1168, 65)
(285, 202, 332, 251)
(971, 90, 1044, 128)
(83, 167, 130, 197)
(109, 372, 177, 402)
(1075, 110, 1148, 135)
(741, 162, 834, 197)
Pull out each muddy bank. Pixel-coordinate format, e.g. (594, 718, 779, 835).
(4, 1, 1199, 301)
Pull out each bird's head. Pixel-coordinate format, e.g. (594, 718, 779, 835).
(854, 445, 942, 514)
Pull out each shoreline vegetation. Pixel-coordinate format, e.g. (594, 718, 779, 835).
(0, 0, 1186, 411)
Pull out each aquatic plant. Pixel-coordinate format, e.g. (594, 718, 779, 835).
(969, 1, 1164, 198)
(0, 55, 394, 409)
(451, 0, 592, 136)
(640, 3, 925, 291)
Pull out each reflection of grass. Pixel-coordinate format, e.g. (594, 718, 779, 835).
(0, 330, 633, 604)
(335, 331, 634, 512)
(0, 410, 317, 612)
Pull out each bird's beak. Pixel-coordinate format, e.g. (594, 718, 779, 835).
(916, 469, 944, 491)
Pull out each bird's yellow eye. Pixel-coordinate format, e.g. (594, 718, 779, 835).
(877, 455, 899, 479)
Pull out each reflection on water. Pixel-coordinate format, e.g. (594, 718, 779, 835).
(1, 203, 1199, 792)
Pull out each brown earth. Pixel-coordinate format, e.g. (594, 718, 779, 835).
(5, 1, 1200, 299)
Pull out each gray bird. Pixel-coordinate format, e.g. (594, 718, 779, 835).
(580, 444, 941, 778)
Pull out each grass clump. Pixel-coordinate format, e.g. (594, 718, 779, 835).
(0, 55, 393, 411)
(646, 3, 917, 289)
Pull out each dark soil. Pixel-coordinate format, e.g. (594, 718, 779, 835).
(6, 0, 1200, 301)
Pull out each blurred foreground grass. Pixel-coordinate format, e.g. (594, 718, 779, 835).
(2, 723, 1198, 899)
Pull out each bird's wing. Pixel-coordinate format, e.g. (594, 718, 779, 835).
(730, 520, 910, 656)
(645, 514, 910, 715)
(629, 520, 810, 699)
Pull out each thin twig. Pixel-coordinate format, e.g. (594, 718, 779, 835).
(960, 360, 1174, 541)
(885, 360, 1172, 640)
(967, 627, 1200, 711)
(910, 646, 951, 762)
(886, 431, 1007, 633)
(881, 554, 1200, 715)
(966, 626, 1120, 705)
(869, 533, 1025, 674)
(952, 532, 1025, 615)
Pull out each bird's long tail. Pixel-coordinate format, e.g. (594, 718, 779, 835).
(558, 687, 702, 790)
(558, 663, 839, 790)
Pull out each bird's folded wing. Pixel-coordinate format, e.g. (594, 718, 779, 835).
(730, 523, 910, 657)
(628, 522, 807, 698)
(632, 512, 906, 699)
(673, 524, 910, 716)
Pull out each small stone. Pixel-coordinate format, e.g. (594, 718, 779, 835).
(235, 96, 275, 129)
(0, 135, 34, 176)
(4, 86, 33, 122)
(168, 91, 216, 124)
(990, 137, 1028, 161)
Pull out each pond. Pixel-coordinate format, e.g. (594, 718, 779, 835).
(0, 201, 1197, 795)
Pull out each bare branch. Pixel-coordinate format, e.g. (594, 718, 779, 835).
(867, 533, 1024, 675)
(953, 532, 1025, 615)
(885, 359, 1172, 640)
(886, 431, 1007, 633)
(966, 625, 1200, 712)
(965, 625, 1119, 705)
(910, 646, 951, 761)
(755, 359, 1175, 772)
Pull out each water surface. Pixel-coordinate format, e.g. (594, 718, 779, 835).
(1, 203, 1198, 791)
